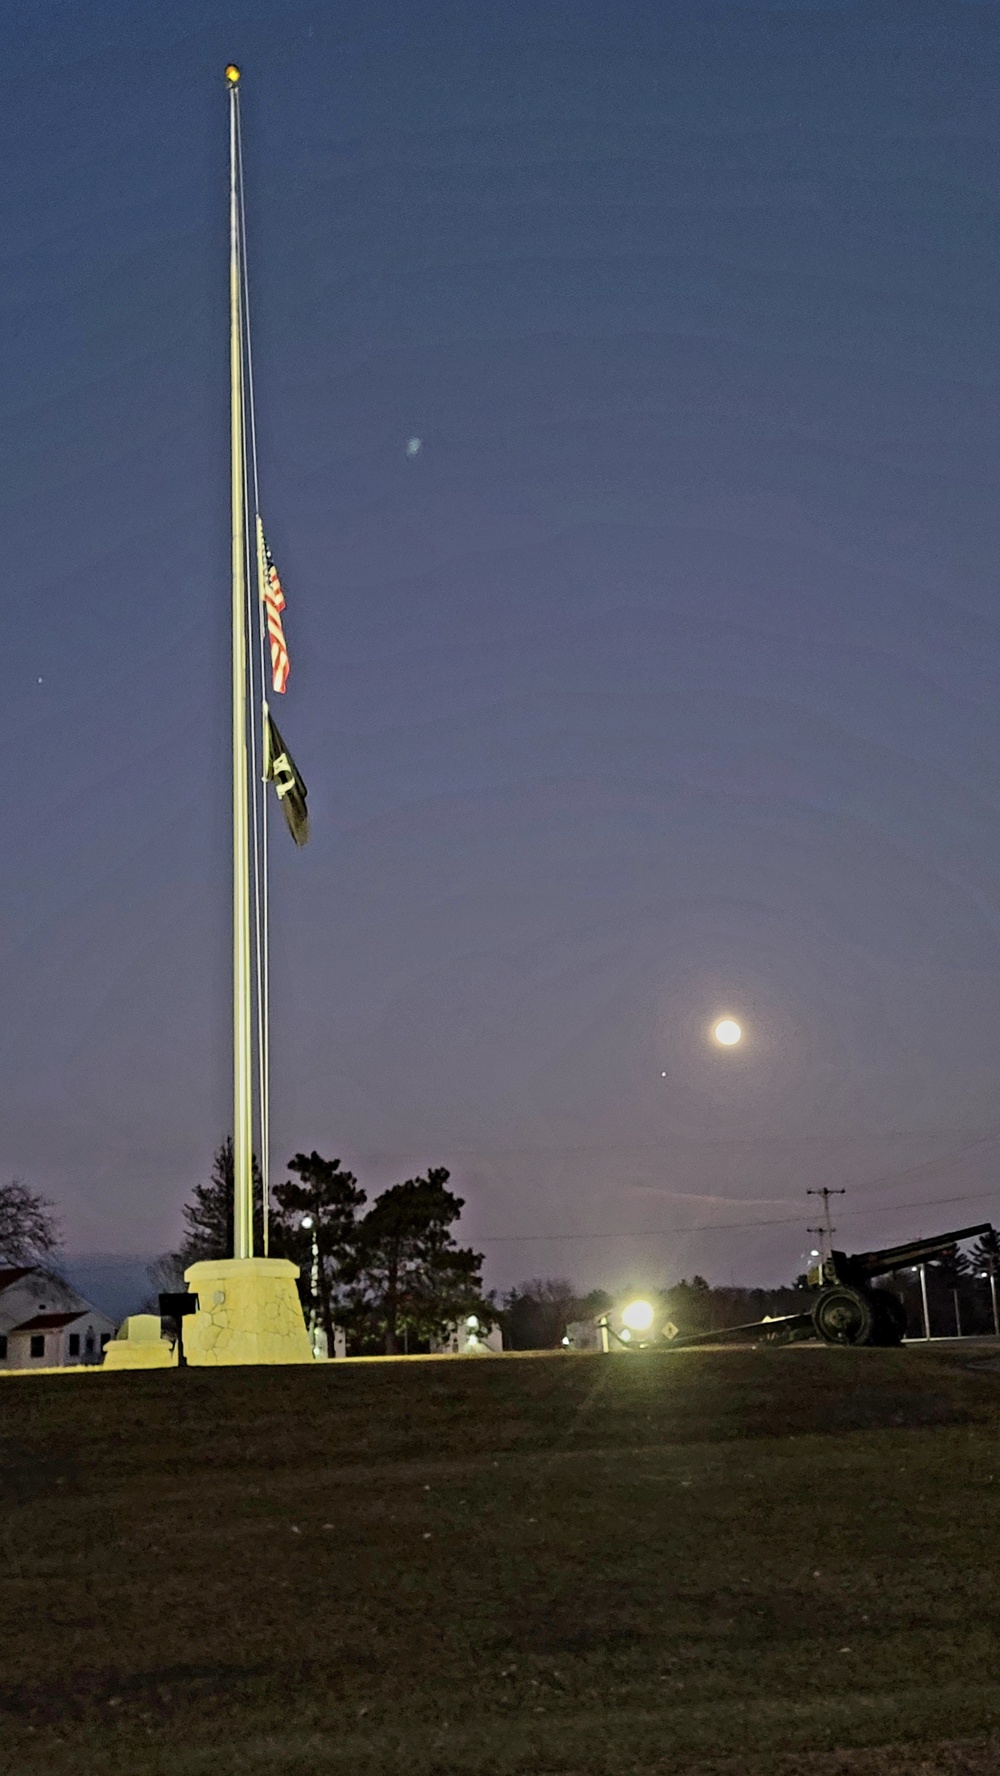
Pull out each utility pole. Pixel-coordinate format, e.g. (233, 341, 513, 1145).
(807, 1187, 845, 1261)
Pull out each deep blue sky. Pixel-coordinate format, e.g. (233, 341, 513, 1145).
(3, 0, 1000, 1296)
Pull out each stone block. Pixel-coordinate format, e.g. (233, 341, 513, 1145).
(182, 1258, 313, 1366)
(103, 1314, 177, 1369)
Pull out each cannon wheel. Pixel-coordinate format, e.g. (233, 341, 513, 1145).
(869, 1287, 907, 1347)
(813, 1284, 876, 1347)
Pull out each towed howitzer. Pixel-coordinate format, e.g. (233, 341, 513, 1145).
(667, 1221, 993, 1349)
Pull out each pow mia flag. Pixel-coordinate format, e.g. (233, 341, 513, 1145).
(264, 711, 309, 846)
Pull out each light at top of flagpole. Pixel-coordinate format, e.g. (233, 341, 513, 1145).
(225, 64, 241, 85)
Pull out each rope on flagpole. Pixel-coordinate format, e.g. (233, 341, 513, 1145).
(234, 85, 272, 1255)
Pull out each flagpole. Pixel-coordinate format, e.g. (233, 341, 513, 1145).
(227, 65, 255, 1260)
(141, 67, 313, 1369)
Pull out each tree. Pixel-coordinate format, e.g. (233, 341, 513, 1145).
(269, 1152, 366, 1350)
(0, 1179, 61, 1266)
(169, 1138, 265, 1271)
(970, 1229, 1000, 1274)
(500, 1279, 612, 1350)
(348, 1168, 490, 1354)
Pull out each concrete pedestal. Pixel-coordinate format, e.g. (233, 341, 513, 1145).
(182, 1257, 313, 1366)
(103, 1314, 177, 1369)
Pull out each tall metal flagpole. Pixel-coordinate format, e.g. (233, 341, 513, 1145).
(105, 65, 314, 1366)
(227, 64, 254, 1260)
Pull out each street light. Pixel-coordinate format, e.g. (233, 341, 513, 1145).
(621, 1298, 655, 1333)
(910, 1264, 931, 1340)
(981, 1264, 1000, 1337)
(299, 1214, 323, 1358)
(596, 1298, 658, 1352)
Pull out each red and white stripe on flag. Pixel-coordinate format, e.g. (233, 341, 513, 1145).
(257, 516, 290, 693)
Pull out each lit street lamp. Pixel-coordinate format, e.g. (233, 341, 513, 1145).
(981, 1266, 1000, 1338)
(621, 1299, 655, 1333)
(299, 1214, 323, 1359)
(597, 1297, 658, 1352)
(911, 1264, 931, 1340)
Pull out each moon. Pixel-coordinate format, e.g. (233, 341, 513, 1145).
(713, 1018, 742, 1046)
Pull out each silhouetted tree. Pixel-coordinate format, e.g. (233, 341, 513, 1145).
(168, 1138, 265, 1272)
(970, 1229, 1000, 1275)
(500, 1279, 612, 1350)
(0, 1179, 61, 1266)
(661, 1277, 812, 1337)
(269, 1152, 366, 1348)
(347, 1168, 491, 1354)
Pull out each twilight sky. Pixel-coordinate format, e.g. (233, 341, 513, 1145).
(4, 0, 1000, 1298)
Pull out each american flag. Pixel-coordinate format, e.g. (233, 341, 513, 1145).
(257, 516, 290, 693)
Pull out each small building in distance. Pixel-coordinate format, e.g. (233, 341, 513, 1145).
(0, 1267, 116, 1370)
(432, 1314, 504, 1356)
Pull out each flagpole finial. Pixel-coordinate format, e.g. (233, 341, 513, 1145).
(225, 64, 241, 85)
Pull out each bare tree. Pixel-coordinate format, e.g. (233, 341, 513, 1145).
(0, 1179, 61, 1266)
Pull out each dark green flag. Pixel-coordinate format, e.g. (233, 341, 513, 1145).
(264, 712, 309, 846)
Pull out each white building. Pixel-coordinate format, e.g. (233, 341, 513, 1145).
(432, 1314, 504, 1355)
(0, 1267, 116, 1370)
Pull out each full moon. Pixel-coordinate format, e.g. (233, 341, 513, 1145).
(713, 1018, 742, 1046)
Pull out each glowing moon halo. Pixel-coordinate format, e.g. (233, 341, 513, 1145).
(713, 1018, 742, 1046)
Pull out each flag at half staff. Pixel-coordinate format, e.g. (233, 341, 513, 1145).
(264, 711, 309, 846)
(257, 515, 290, 693)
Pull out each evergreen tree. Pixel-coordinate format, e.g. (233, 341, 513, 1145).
(172, 1138, 265, 1269)
(970, 1229, 1000, 1274)
(348, 1168, 491, 1354)
(269, 1152, 366, 1349)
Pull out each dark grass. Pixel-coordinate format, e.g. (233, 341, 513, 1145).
(3, 1343, 1000, 1774)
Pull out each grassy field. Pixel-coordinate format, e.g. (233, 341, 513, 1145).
(3, 1343, 1000, 1776)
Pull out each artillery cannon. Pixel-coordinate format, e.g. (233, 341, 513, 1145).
(667, 1221, 993, 1349)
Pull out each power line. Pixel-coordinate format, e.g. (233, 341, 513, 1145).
(342, 1130, 1000, 1159)
(476, 1184, 1000, 1244)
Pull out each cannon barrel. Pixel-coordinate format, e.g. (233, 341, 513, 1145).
(831, 1221, 993, 1285)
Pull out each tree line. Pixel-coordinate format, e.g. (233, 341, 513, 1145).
(498, 1236, 1000, 1347)
(6, 1170, 1000, 1352)
(153, 1141, 494, 1357)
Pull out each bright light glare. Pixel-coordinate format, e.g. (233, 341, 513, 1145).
(619, 1327, 632, 1342)
(622, 1298, 655, 1333)
(300, 1215, 314, 1229)
(713, 1018, 742, 1046)
(465, 1315, 479, 1330)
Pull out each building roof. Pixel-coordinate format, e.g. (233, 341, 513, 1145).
(0, 1267, 34, 1291)
(9, 1311, 87, 1332)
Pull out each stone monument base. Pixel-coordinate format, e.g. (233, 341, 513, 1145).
(182, 1257, 314, 1366)
(103, 1314, 177, 1369)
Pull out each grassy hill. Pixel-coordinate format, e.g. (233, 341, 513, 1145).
(3, 1343, 1000, 1775)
